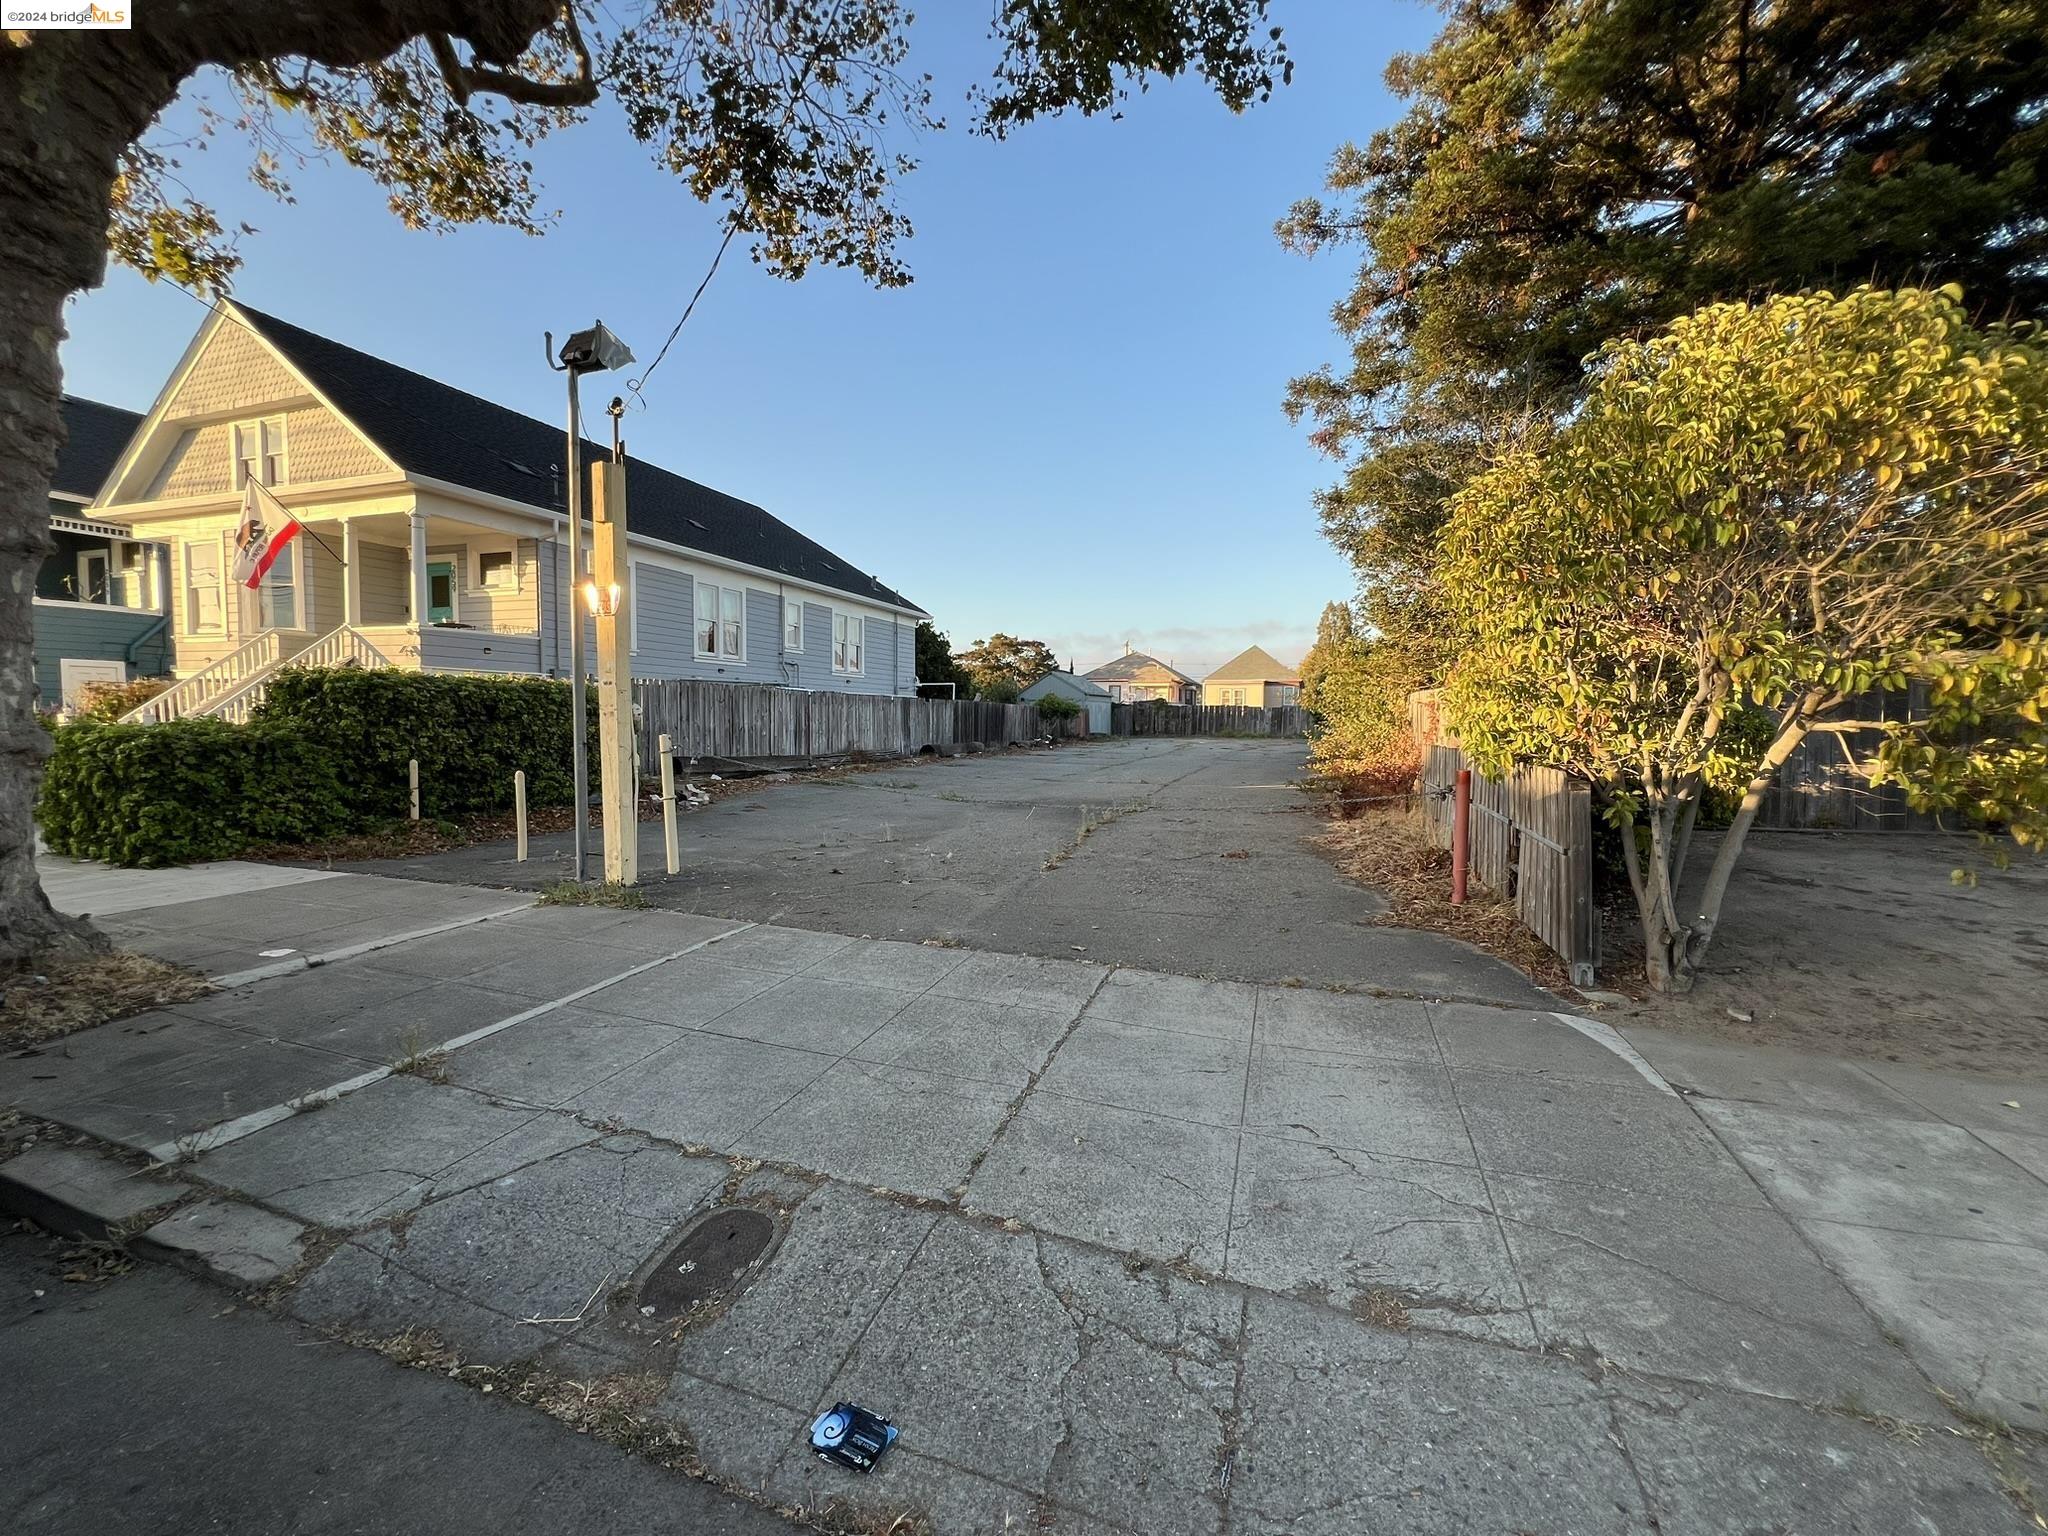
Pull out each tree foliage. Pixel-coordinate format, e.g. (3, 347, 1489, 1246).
(1439, 287, 2048, 990)
(956, 633, 1060, 697)
(101, 0, 1294, 293)
(1297, 599, 1427, 786)
(914, 620, 971, 694)
(1282, 0, 2048, 701)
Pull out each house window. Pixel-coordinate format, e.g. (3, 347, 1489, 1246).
(231, 416, 287, 489)
(696, 580, 742, 659)
(184, 540, 223, 633)
(784, 597, 802, 653)
(476, 550, 516, 591)
(832, 611, 864, 674)
(259, 540, 299, 629)
(117, 541, 149, 610)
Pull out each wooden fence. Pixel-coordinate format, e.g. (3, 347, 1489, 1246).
(1110, 701, 1310, 737)
(1760, 685, 1956, 831)
(634, 678, 1069, 761)
(1423, 745, 1597, 985)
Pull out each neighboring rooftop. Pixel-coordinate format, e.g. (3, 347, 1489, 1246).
(1204, 645, 1299, 683)
(53, 397, 145, 501)
(1021, 670, 1112, 699)
(227, 303, 923, 615)
(1083, 650, 1196, 685)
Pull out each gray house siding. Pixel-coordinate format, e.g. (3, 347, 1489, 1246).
(526, 544, 913, 694)
(33, 604, 171, 707)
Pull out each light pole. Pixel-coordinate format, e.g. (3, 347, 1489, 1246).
(546, 322, 634, 882)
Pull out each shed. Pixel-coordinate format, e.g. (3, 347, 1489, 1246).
(1020, 670, 1113, 735)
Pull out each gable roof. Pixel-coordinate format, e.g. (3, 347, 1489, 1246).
(1205, 645, 1298, 683)
(1084, 651, 1196, 685)
(54, 396, 144, 501)
(225, 304, 923, 615)
(1020, 670, 1111, 701)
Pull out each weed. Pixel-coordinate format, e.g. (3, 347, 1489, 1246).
(391, 1024, 452, 1084)
(537, 880, 650, 910)
(1043, 802, 1147, 870)
(1, 950, 210, 1051)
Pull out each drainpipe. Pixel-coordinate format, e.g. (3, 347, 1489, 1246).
(548, 514, 564, 677)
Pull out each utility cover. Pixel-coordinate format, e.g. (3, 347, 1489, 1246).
(637, 1207, 774, 1318)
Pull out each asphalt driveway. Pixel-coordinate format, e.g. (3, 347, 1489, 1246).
(349, 737, 1550, 1006)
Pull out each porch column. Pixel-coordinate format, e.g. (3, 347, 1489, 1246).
(341, 517, 361, 627)
(408, 510, 429, 625)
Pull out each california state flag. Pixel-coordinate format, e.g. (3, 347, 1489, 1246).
(230, 479, 303, 589)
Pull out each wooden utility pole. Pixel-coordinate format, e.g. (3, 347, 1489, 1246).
(591, 457, 637, 885)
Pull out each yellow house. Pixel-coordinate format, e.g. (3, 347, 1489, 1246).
(1202, 646, 1300, 707)
(93, 302, 927, 721)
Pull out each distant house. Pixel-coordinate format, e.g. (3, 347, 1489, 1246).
(1084, 650, 1199, 705)
(1202, 645, 1300, 708)
(1019, 669, 1112, 735)
(90, 301, 928, 721)
(33, 397, 170, 711)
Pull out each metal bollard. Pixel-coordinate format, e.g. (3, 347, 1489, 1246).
(658, 732, 680, 876)
(514, 770, 528, 862)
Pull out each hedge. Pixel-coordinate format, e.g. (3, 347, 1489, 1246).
(255, 668, 595, 822)
(38, 717, 350, 867)
(37, 669, 598, 866)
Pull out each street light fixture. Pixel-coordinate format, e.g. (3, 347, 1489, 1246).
(546, 321, 635, 883)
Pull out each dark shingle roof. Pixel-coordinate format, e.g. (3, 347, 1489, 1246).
(55, 396, 144, 500)
(229, 304, 922, 614)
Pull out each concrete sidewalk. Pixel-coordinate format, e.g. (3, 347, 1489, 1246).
(37, 854, 534, 983)
(4, 881, 2043, 1532)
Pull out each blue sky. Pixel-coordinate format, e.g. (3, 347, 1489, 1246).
(59, 2, 1434, 678)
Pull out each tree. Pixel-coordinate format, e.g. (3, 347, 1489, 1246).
(1438, 287, 2048, 992)
(1281, 0, 2048, 696)
(1296, 599, 1426, 786)
(0, 2, 1294, 964)
(956, 633, 1060, 697)
(914, 621, 970, 695)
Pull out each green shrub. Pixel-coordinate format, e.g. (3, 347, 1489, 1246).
(38, 717, 350, 867)
(1032, 692, 1081, 720)
(256, 668, 595, 821)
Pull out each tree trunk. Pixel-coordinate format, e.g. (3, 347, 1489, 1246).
(1, 36, 185, 966)
(1671, 703, 1823, 988)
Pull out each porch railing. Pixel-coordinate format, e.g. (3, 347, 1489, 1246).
(210, 625, 396, 724)
(121, 630, 284, 723)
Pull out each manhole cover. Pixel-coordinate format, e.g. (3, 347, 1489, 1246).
(637, 1207, 775, 1318)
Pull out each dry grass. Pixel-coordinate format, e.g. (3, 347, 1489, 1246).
(1309, 805, 1574, 995)
(1, 950, 210, 1051)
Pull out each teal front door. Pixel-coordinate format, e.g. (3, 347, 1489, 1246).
(426, 561, 456, 624)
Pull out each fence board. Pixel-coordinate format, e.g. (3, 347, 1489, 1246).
(1109, 702, 1309, 737)
(1424, 745, 1597, 984)
(633, 679, 1082, 762)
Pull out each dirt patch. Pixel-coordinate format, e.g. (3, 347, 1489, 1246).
(0, 950, 211, 1051)
(1308, 805, 1574, 996)
(1601, 831, 2048, 1076)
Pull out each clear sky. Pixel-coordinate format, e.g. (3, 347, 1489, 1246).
(57, 1, 1434, 679)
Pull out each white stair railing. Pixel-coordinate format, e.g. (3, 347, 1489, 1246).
(210, 626, 395, 724)
(122, 630, 282, 723)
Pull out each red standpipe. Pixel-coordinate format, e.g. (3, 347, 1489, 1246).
(1451, 768, 1472, 905)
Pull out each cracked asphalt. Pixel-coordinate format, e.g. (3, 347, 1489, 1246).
(344, 737, 1555, 1006)
(8, 744, 2047, 1533)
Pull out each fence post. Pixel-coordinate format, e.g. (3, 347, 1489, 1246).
(658, 732, 680, 876)
(1451, 768, 1472, 905)
(408, 758, 420, 821)
(514, 770, 527, 861)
